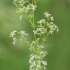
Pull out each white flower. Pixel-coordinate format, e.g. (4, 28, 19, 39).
(33, 30, 37, 34)
(50, 16, 54, 21)
(26, 4, 37, 12)
(49, 30, 54, 34)
(37, 45, 44, 49)
(49, 24, 56, 30)
(19, 31, 28, 36)
(13, 37, 17, 41)
(19, 31, 25, 35)
(13, 41, 16, 46)
(44, 12, 51, 17)
(37, 19, 46, 24)
(9, 30, 17, 37)
(41, 61, 47, 66)
(29, 46, 35, 50)
(31, 4, 37, 11)
(29, 54, 37, 64)
(12, 37, 17, 45)
(37, 63, 41, 69)
(27, 5, 30, 11)
(37, 28, 42, 32)
(39, 51, 47, 58)
(20, 15, 22, 20)
(13, 0, 17, 4)
(29, 53, 47, 70)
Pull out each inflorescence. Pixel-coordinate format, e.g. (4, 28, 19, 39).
(9, 0, 59, 70)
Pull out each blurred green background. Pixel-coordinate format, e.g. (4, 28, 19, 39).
(0, 0, 70, 70)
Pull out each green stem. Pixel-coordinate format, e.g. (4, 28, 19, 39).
(23, 12, 37, 42)
(23, 13, 33, 24)
(41, 33, 49, 45)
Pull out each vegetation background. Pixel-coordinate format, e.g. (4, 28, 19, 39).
(0, 0, 70, 70)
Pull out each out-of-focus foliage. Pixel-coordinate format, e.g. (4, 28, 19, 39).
(0, 0, 70, 70)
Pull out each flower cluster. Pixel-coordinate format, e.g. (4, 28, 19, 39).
(33, 19, 47, 36)
(29, 52, 47, 70)
(44, 12, 59, 34)
(33, 12, 59, 37)
(47, 22, 59, 34)
(13, 0, 37, 20)
(9, 30, 28, 45)
(29, 38, 48, 70)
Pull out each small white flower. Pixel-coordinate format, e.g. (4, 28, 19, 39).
(29, 41, 35, 50)
(37, 28, 42, 32)
(50, 16, 54, 21)
(19, 31, 28, 36)
(41, 61, 47, 66)
(26, 4, 37, 12)
(29, 46, 35, 50)
(37, 19, 45, 24)
(20, 15, 22, 20)
(13, 41, 16, 46)
(19, 31, 25, 35)
(29, 54, 37, 64)
(9, 30, 17, 37)
(37, 63, 41, 69)
(27, 5, 30, 11)
(44, 12, 51, 17)
(33, 30, 37, 34)
(37, 45, 44, 49)
(36, 38, 40, 41)
(49, 30, 54, 34)
(39, 51, 47, 57)
(31, 5, 37, 11)
(12, 37, 17, 45)
(13, 0, 17, 4)
(13, 37, 17, 41)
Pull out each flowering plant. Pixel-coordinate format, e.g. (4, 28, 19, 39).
(9, 0, 59, 70)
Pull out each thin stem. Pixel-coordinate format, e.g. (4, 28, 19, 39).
(41, 32, 49, 45)
(21, 40, 30, 47)
(24, 12, 37, 41)
(23, 13, 33, 24)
